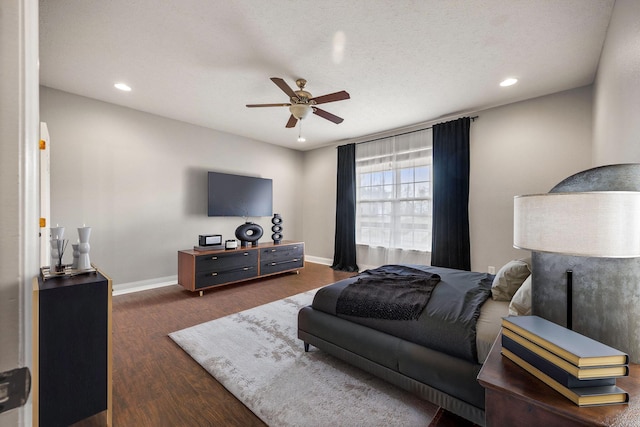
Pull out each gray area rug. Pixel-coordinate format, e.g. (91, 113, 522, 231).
(169, 289, 438, 426)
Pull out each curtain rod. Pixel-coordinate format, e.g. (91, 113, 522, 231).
(341, 115, 478, 147)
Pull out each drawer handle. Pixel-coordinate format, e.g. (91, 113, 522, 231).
(211, 272, 218, 276)
(243, 267, 249, 271)
(211, 256, 218, 260)
(271, 249, 276, 252)
(269, 258, 300, 267)
(243, 252, 249, 256)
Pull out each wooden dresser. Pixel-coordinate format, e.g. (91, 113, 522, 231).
(178, 241, 304, 295)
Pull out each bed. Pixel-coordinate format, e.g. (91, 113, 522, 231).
(297, 261, 531, 426)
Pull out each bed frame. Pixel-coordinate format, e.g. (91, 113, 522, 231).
(298, 306, 486, 426)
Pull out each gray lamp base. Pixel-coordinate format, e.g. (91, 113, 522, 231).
(532, 254, 640, 363)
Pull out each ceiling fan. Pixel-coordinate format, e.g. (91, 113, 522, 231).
(246, 77, 350, 128)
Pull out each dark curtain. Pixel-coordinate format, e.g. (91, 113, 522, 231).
(431, 117, 471, 271)
(332, 143, 359, 272)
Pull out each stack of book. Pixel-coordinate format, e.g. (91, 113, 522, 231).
(501, 315, 630, 407)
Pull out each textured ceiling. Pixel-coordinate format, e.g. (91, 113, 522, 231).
(39, 0, 614, 151)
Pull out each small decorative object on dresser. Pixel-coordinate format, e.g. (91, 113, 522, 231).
(194, 234, 223, 251)
(198, 234, 222, 247)
(52, 238, 68, 273)
(49, 226, 65, 270)
(71, 243, 79, 269)
(235, 222, 264, 247)
(271, 213, 283, 244)
(76, 226, 92, 271)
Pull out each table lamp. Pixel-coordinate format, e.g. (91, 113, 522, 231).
(513, 191, 640, 329)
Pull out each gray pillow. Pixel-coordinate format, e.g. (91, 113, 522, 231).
(509, 275, 532, 316)
(491, 259, 531, 301)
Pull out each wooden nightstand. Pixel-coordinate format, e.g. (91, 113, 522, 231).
(477, 334, 640, 427)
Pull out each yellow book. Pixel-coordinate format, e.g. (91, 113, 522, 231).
(502, 316, 628, 367)
(501, 328, 629, 379)
(502, 348, 629, 407)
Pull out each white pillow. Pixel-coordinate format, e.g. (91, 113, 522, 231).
(491, 259, 531, 301)
(509, 275, 532, 316)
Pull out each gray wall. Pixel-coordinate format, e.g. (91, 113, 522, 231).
(301, 145, 338, 263)
(302, 86, 593, 272)
(40, 87, 304, 287)
(469, 87, 592, 271)
(593, 0, 640, 165)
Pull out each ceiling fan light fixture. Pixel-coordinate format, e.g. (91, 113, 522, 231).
(289, 104, 312, 120)
(247, 77, 348, 128)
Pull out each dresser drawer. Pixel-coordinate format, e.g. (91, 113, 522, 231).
(195, 265, 257, 289)
(196, 250, 258, 272)
(260, 256, 304, 275)
(260, 244, 304, 262)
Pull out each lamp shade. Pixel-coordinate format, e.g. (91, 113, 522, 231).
(513, 191, 640, 258)
(289, 104, 312, 120)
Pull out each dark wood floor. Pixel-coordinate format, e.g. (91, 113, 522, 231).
(76, 262, 355, 426)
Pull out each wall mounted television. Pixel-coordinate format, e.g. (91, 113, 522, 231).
(207, 171, 273, 217)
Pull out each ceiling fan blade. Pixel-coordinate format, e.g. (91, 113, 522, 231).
(271, 77, 298, 99)
(310, 90, 350, 105)
(285, 115, 298, 128)
(246, 103, 291, 108)
(313, 107, 344, 124)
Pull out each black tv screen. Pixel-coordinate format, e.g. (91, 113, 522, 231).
(207, 172, 273, 217)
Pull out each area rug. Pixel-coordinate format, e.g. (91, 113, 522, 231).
(169, 289, 438, 426)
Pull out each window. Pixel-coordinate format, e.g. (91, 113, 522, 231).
(355, 129, 432, 252)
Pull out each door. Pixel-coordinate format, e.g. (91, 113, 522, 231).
(40, 122, 51, 268)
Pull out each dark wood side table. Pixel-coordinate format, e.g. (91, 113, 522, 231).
(478, 334, 640, 427)
(33, 268, 112, 427)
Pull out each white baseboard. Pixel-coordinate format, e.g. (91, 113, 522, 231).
(305, 255, 332, 266)
(112, 275, 178, 296)
(305, 256, 370, 271)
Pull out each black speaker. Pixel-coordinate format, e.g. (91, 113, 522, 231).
(271, 213, 283, 244)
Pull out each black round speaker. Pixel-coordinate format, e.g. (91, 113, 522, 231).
(271, 213, 283, 244)
(235, 222, 263, 247)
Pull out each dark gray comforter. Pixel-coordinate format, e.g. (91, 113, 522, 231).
(312, 264, 493, 362)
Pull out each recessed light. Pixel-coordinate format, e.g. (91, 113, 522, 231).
(114, 82, 132, 92)
(500, 78, 518, 87)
